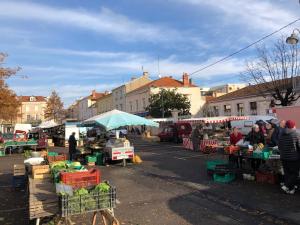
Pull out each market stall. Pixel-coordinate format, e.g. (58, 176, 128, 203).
(80, 109, 159, 166)
(24, 153, 118, 225)
(181, 116, 249, 153)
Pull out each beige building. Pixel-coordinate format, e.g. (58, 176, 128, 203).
(17, 96, 47, 124)
(208, 84, 281, 116)
(126, 73, 206, 117)
(77, 91, 106, 121)
(96, 93, 113, 114)
(209, 84, 246, 98)
(66, 101, 79, 120)
(112, 72, 152, 111)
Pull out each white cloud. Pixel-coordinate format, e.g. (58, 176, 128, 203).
(176, 0, 298, 31)
(0, 1, 208, 47)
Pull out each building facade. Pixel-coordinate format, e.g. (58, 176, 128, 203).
(208, 83, 300, 117)
(17, 96, 47, 124)
(126, 73, 206, 117)
(112, 72, 152, 111)
(209, 84, 246, 98)
(96, 93, 113, 114)
(77, 91, 106, 121)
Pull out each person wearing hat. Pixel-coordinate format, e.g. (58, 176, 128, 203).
(278, 120, 300, 194)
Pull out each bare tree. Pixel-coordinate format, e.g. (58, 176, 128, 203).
(44, 91, 65, 123)
(242, 38, 300, 106)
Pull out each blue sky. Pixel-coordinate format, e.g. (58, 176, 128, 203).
(0, 0, 299, 106)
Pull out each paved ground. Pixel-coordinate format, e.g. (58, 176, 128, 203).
(0, 137, 300, 225)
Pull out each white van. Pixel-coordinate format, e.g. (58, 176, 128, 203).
(231, 115, 278, 135)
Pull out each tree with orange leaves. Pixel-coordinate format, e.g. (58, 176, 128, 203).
(0, 53, 21, 123)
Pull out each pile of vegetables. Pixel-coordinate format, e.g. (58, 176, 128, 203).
(60, 183, 111, 214)
(50, 161, 86, 183)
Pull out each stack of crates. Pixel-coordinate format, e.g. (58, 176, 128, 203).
(93, 152, 104, 166)
(13, 164, 27, 189)
(206, 160, 235, 183)
(85, 155, 97, 166)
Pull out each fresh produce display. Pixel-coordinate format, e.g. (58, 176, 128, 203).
(59, 183, 115, 217)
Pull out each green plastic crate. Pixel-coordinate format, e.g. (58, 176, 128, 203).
(48, 152, 58, 156)
(0, 150, 5, 157)
(85, 155, 97, 163)
(94, 152, 104, 166)
(206, 160, 227, 171)
(253, 152, 263, 159)
(213, 173, 235, 183)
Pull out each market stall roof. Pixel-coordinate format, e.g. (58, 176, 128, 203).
(179, 116, 249, 124)
(80, 109, 159, 130)
(38, 120, 58, 129)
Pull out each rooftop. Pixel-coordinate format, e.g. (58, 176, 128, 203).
(19, 96, 47, 102)
(127, 76, 197, 94)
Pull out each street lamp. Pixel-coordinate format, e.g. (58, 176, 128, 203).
(286, 28, 300, 45)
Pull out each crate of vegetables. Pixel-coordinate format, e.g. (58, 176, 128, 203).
(59, 182, 116, 217)
(60, 168, 100, 188)
(47, 154, 67, 163)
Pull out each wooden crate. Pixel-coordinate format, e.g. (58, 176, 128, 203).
(32, 165, 50, 179)
(87, 162, 96, 166)
(13, 164, 26, 176)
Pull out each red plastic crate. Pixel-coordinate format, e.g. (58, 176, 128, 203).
(47, 154, 67, 163)
(60, 169, 101, 188)
(255, 171, 277, 184)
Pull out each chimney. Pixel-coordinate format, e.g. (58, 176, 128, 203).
(92, 90, 96, 98)
(182, 72, 190, 86)
(143, 71, 149, 77)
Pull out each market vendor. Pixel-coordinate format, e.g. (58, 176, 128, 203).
(230, 127, 243, 145)
(278, 120, 300, 195)
(68, 132, 77, 161)
(192, 125, 204, 151)
(246, 124, 265, 146)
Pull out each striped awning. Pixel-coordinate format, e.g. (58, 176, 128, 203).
(179, 116, 249, 124)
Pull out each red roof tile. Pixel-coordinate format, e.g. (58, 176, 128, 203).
(128, 76, 197, 94)
(19, 96, 47, 102)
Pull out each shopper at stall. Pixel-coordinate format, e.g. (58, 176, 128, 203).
(278, 120, 300, 195)
(230, 127, 243, 145)
(192, 125, 204, 151)
(265, 123, 275, 146)
(246, 124, 265, 146)
(271, 120, 286, 146)
(68, 132, 77, 161)
(0, 132, 4, 143)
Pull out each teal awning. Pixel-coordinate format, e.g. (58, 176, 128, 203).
(80, 109, 159, 130)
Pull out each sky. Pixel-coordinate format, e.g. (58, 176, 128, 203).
(0, 0, 299, 106)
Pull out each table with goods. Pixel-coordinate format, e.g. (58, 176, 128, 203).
(206, 143, 282, 184)
(23, 151, 119, 225)
(0, 139, 38, 155)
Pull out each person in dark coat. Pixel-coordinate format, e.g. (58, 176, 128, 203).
(192, 125, 204, 151)
(278, 120, 300, 194)
(271, 120, 286, 146)
(246, 124, 265, 146)
(68, 132, 77, 161)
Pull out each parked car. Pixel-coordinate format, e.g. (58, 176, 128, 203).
(158, 122, 192, 143)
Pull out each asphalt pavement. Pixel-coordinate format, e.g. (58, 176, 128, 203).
(102, 137, 300, 225)
(0, 138, 299, 225)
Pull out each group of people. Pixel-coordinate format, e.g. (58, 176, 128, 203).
(229, 120, 300, 195)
